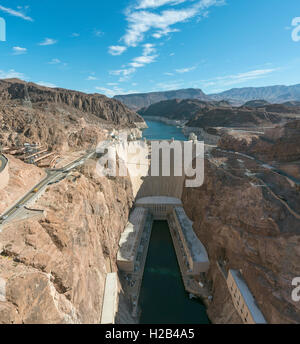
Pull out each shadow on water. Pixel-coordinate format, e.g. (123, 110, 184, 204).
(139, 221, 210, 324)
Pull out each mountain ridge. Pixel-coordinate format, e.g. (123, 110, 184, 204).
(114, 83, 300, 110)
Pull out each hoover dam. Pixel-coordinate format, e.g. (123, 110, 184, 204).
(100, 121, 267, 324)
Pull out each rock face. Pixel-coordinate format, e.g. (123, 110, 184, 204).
(0, 155, 46, 214)
(0, 79, 144, 126)
(138, 99, 230, 121)
(138, 98, 294, 129)
(219, 120, 300, 163)
(0, 79, 146, 151)
(114, 88, 210, 110)
(0, 160, 135, 324)
(182, 152, 300, 324)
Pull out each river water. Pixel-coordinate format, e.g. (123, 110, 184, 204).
(139, 121, 210, 324)
(142, 120, 186, 141)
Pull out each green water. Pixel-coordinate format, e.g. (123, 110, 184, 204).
(142, 120, 187, 141)
(139, 221, 210, 324)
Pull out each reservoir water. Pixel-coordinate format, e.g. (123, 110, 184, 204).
(139, 121, 209, 324)
(142, 120, 186, 141)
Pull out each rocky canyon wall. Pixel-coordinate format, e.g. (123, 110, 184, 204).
(0, 159, 135, 324)
(182, 155, 300, 324)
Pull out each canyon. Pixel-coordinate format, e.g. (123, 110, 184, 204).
(0, 79, 299, 324)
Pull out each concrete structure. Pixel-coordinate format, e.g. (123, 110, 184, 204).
(136, 196, 182, 219)
(227, 269, 267, 324)
(117, 207, 148, 272)
(0, 155, 9, 190)
(172, 207, 209, 274)
(100, 273, 118, 324)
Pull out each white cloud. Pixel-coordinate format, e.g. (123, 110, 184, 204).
(94, 30, 104, 37)
(0, 5, 33, 21)
(156, 80, 184, 90)
(201, 68, 277, 88)
(37, 81, 57, 88)
(71, 33, 80, 37)
(175, 66, 196, 73)
(111, 43, 158, 81)
(136, 0, 188, 9)
(39, 38, 57, 46)
(12, 46, 27, 55)
(48, 58, 68, 67)
(86, 76, 98, 80)
(0, 69, 25, 79)
(108, 45, 127, 56)
(122, 0, 224, 47)
(49, 58, 61, 64)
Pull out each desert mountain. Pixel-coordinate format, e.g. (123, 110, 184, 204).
(114, 88, 210, 110)
(115, 84, 300, 110)
(138, 98, 300, 128)
(0, 79, 145, 151)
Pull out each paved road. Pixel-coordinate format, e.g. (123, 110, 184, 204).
(0, 154, 7, 173)
(0, 150, 95, 228)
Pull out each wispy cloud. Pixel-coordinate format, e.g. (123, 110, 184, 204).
(96, 86, 138, 97)
(0, 69, 25, 79)
(94, 29, 104, 37)
(12, 46, 27, 55)
(49, 58, 61, 64)
(175, 66, 196, 73)
(0, 5, 33, 21)
(39, 38, 57, 46)
(155, 79, 184, 90)
(37, 81, 57, 88)
(201, 68, 278, 88)
(122, 0, 224, 47)
(48, 58, 68, 67)
(86, 75, 98, 81)
(110, 43, 158, 81)
(108, 45, 127, 56)
(136, 0, 188, 9)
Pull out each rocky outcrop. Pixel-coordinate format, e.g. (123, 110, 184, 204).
(182, 152, 300, 324)
(0, 79, 147, 152)
(138, 98, 293, 130)
(0, 79, 144, 126)
(219, 120, 300, 163)
(115, 89, 210, 110)
(0, 159, 135, 324)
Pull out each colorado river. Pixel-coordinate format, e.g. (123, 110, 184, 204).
(142, 120, 186, 141)
(139, 221, 209, 324)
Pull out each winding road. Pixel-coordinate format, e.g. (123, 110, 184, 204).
(0, 150, 95, 228)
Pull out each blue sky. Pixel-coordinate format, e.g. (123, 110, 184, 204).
(0, 0, 299, 97)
